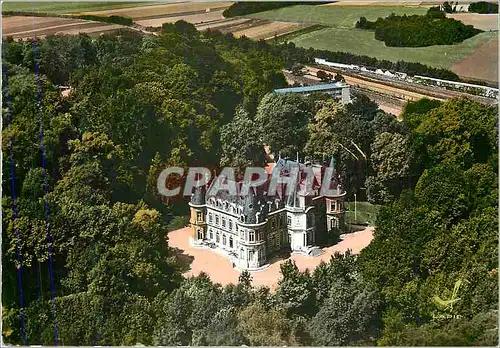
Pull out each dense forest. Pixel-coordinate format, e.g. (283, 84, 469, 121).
(356, 9, 482, 47)
(2, 22, 498, 345)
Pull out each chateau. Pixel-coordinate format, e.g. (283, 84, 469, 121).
(188, 158, 347, 270)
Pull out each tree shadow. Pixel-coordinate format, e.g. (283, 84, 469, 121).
(170, 247, 195, 272)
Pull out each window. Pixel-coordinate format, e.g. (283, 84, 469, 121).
(197, 229, 203, 240)
(330, 201, 337, 212)
(240, 248, 244, 259)
(223, 234, 226, 245)
(330, 218, 338, 230)
(287, 216, 291, 226)
(216, 232, 220, 243)
(197, 211, 203, 222)
(249, 250, 255, 261)
(222, 218, 226, 228)
(210, 229, 213, 239)
(229, 237, 233, 248)
(249, 230, 255, 242)
(307, 213, 314, 227)
(215, 215, 219, 225)
(209, 213, 213, 223)
(229, 220, 233, 230)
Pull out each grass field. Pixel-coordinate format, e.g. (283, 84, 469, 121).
(250, 4, 498, 80)
(1, 1, 157, 14)
(345, 201, 381, 226)
(249, 5, 428, 28)
(293, 28, 497, 69)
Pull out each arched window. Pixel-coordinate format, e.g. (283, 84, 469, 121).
(216, 232, 220, 243)
(223, 234, 227, 245)
(209, 229, 213, 239)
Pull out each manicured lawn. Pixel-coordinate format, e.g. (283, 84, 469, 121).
(292, 28, 497, 69)
(250, 4, 496, 71)
(249, 5, 427, 28)
(345, 201, 381, 226)
(1, 1, 157, 14)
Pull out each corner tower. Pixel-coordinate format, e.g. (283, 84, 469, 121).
(189, 185, 207, 242)
(324, 157, 346, 239)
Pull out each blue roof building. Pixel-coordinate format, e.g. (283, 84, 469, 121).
(274, 82, 351, 104)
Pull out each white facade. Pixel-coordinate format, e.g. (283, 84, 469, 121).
(189, 160, 347, 270)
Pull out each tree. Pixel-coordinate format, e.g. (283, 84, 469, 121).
(255, 92, 313, 158)
(220, 107, 267, 168)
(237, 302, 302, 346)
(275, 260, 316, 317)
(308, 278, 380, 346)
(366, 132, 411, 204)
(316, 69, 332, 82)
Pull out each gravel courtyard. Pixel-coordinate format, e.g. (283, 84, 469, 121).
(169, 226, 374, 290)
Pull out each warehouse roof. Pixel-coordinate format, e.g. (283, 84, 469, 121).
(274, 82, 348, 94)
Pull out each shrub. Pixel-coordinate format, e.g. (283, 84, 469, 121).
(469, 1, 498, 13)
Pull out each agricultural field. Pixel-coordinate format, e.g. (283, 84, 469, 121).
(248, 4, 428, 28)
(1, 1, 156, 14)
(294, 27, 497, 70)
(448, 13, 498, 31)
(80, 1, 232, 20)
(251, 4, 499, 82)
(451, 38, 499, 83)
(2, 1, 306, 41)
(231, 21, 308, 40)
(135, 9, 226, 27)
(2, 16, 123, 39)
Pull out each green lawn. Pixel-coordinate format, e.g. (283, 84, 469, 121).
(250, 4, 495, 70)
(249, 5, 428, 28)
(292, 28, 497, 69)
(345, 201, 381, 226)
(1, 1, 158, 14)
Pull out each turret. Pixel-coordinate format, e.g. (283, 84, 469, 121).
(189, 185, 207, 242)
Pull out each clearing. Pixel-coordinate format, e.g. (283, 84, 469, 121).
(169, 226, 374, 290)
(345, 201, 381, 226)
